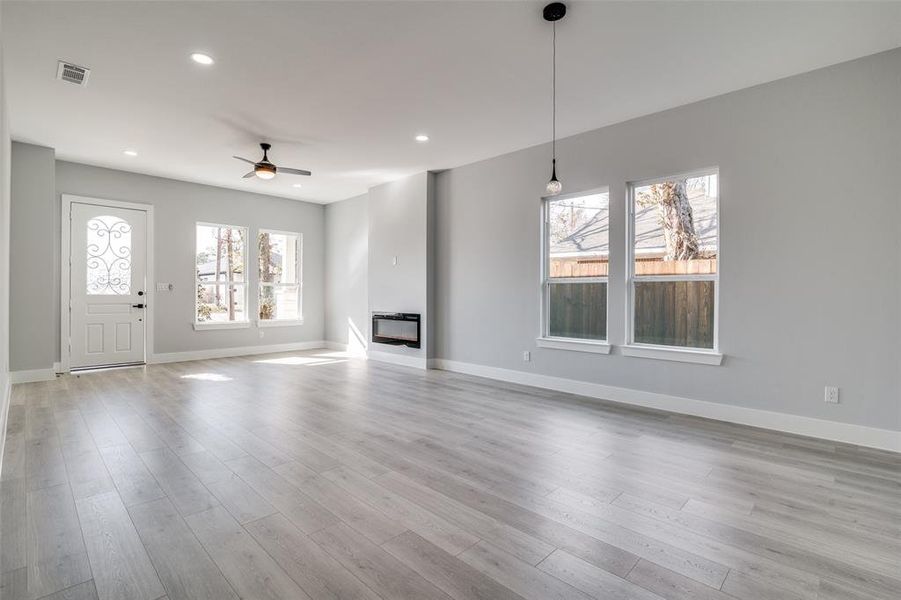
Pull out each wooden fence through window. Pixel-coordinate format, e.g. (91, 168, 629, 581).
(548, 256, 715, 348)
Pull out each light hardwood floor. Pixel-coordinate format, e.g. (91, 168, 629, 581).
(1, 350, 899, 600)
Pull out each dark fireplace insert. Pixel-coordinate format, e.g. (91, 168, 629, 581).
(371, 312, 421, 348)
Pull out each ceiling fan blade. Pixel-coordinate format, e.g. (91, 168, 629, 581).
(233, 156, 256, 164)
(242, 171, 256, 178)
(279, 167, 312, 176)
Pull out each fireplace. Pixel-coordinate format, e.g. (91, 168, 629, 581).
(371, 312, 421, 348)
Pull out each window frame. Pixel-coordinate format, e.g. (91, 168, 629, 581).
(625, 167, 721, 358)
(539, 187, 611, 353)
(257, 228, 303, 326)
(193, 221, 250, 330)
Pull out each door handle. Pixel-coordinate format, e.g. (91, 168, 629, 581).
(132, 303, 145, 309)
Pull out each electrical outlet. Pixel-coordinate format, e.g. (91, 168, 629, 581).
(824, 386, 840, 404)
(258, 329, 265, 339)
(523, 351, 530, 362)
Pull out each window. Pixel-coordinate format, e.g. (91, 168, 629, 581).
(195, 224, 248, 325)
(542, 190, 609, 343)
(628, 169, 718, 350)
(258, 230, 302, 323)
(86, 215, 132, 295)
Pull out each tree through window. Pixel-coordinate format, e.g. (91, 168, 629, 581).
(258, 230, 301, 322)
(629, 170, 718, 349)
(195, 224, 247, 323)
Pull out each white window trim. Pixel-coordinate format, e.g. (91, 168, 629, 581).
(625, 168, 721, 357)
(194, 222, 250, 328)
(536, 337, 612, 354)
(540, 187, 610, 347)
(258, 228, 303, 324)
(622, 344, 723, 365)
(193, 321, 251, 331)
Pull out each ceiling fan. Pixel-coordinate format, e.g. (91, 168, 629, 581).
(233, 143, 311, 180)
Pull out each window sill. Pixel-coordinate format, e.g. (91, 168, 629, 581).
(536, 337, 612, 354)
(258, 319, 305, 328)
(621, 344, 723, 365)
(193, 321, 251, 331)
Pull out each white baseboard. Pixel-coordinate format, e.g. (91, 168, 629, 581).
(325, 341, 348, 351)
(9, 367, 57, 384)
(150, 341, 328, 364)
(368, 350, 428, 370)
(0, 373, 10, 479)
(430, 359, 900, 453)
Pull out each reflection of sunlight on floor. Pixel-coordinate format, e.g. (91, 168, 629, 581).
(180, 373, 233, 382)
(254, 355, 347, 366)
(347, 318, 368, 357)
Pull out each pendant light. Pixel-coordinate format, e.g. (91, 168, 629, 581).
(544, 2, 566, 196)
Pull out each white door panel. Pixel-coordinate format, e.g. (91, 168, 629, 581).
(70, 203, 147, 368)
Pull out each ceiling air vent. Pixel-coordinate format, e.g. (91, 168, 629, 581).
(56, 61, 91, 86)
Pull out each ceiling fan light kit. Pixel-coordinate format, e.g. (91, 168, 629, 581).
(233, 142, 311, 181)
(255, 165, 276, 179)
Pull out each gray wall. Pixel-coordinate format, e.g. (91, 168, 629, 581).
(9, 143, 55, 370)
(368, 172, 432, 359)
(434, 48, 901, 431)
(8, 153, 326, 370)
(1, 21, 11, 424)
(324, 193, 369, 350)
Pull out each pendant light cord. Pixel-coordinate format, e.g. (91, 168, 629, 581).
(552, 20, 556, 162)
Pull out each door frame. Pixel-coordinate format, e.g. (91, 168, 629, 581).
(60, 194, 155, 373)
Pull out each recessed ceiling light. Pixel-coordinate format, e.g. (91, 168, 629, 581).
(123, 149, 138, 157)
(292, 183, 303, 188)
(415, 134, 429, 142)
(191, 53, 214, 65)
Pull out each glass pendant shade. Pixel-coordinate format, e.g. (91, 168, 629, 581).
(546, 160, 562, 196)
(546, 178, 562, 196)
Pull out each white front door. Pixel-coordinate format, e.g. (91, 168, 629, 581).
(69, 203, 147, 368)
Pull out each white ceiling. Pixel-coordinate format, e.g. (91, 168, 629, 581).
(3, 1, 899, 204)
